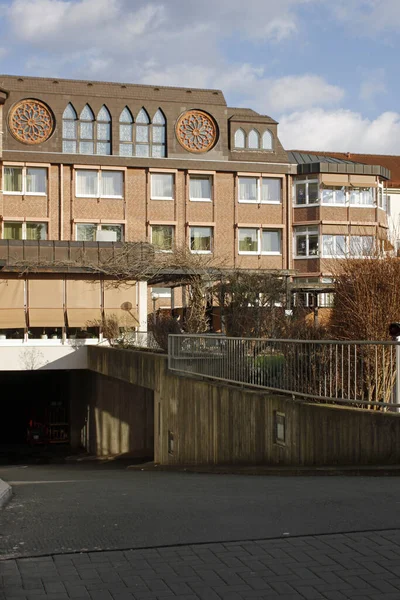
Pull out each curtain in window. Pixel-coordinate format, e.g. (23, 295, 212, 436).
(26, 168, 46, 194)
(26, 223, 47, 240)
(239, 229, 258, 252)
(191, 227, 212, 252)
(239, 177, 257, 201)
(101, 225, 122, 242)
(261, 179, 281, 202)
(152, 226, 173, 250)
(76, 224, 97, 241)
(190, 177, 211, 199)
(234, 129, 245, 148)
(3, 222, 22, 240)
(151, 174, 173, 198)
(101, 171, 123, 197)
(76, 171, 98, 196)
(262, 230, 281, 253)
(4, 168, 22, 193)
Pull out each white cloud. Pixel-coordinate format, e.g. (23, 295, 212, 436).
(279, 109, 400, 153)
(360, 68, 387, 103)
(332, 0, 400, 34)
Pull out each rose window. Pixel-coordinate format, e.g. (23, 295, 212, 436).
(176, 110, 217, 153)
(9, 99, 54, 145)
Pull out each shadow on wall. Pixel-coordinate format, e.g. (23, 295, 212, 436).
(69, 371, 154, 459)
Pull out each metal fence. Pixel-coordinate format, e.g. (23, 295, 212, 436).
(168, 335, 400, 410)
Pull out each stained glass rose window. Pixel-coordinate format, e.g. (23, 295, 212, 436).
(9, 99, 54, 145)
(176, 110, 217, 153)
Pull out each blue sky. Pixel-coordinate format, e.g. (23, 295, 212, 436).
(0, 0, 399, 152)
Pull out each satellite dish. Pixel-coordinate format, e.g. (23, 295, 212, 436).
(121, 302, 133, 311)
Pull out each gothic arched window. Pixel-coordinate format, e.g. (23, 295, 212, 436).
(262, 130, 273, 150)
(79, 104, 95, 154)
(234, 128, 245, 149)
(248, 129, 260, 150)
(119, 107, 134, 157)
(152, 109, 166, 158)
(62, 103, 77, 153)
(96, 105, 111, 155)
(136, 108, 150, 157)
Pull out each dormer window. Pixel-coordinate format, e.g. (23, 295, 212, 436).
(248, 129, 260, 149)
(233, 127, 273, 151)
(262, 130, 273, 150)
(234, 128, 245, 149)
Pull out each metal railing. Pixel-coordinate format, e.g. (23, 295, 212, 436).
(168, 335, 400, 410)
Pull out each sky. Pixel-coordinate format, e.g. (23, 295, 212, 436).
(0, 0, 400, 153)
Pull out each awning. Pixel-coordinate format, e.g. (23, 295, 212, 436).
(28, 279, 65, 327)
(104, 282, 138, 327)
(0, 279, 26, 328)
(320, 174, 349, 186)
(349, 175, 378, 188)
(66, 280, 102, 327)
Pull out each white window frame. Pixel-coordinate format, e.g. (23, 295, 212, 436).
(238, 227, 282, 256)
(151, 287, 172, 298)
(3, 166, 48, 196)
(348, 187, 375, 207)
(294, 227, 319, 259)
(75, 170, 124, 199)
(189, 175, 213, 202)
(238, 176, 282, 204)
(150, 224, 175, 253)
(189, 226, 213, 254)
(349, 235, 374, 258)
(321, 234, 348, 258)
(75, 222, 124, 241)
(150, 173, 174, 201)
(293, 179, 320, 206)
(321, 186, 347, 206)
(3, 220, 48, 240)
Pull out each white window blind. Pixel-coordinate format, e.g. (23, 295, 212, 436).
(101, 171, 123, 197)
(189, 176, 211, 200)
(76, 170, 98, 197)
(151, 174, 173, 199)
(239, 177, 258, 202)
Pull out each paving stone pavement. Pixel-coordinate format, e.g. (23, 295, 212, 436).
(2, 529, 400, 600)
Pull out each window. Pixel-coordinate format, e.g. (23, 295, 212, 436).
(3, 221, 47, 240)
(294, 180, 319, 205)
(248, 129, 260, 149)
(321, 186, 346, 205)
(349, 187, 374, 206)
(151, 287, 171, 298)
(234, 129, 245, 148)
(378, 184, 388, 211)
(119, 107, 134, 157)
(190, 226, 213, 253)
(349, 235, 374, 257)
(62, 103, 77, 153)
(239, 177, 281, 203)
(189, 176, 212, 201)
(152, 109, 166, 158)
(322, 235, 347, 258)
(76, 223, 123, 242)
(151, 225, 174, 251)
(238, 228, 282, 254)
(151, 173, 174, 199)
(96, 105, 111, 155)
(75, 170, 123, 198)
(262, 130, 273, 150)
(294, 227, 319, 257)
(4, 167, 47, 195)
(79, 104, 95, 155)
(136, 108, 150, 157)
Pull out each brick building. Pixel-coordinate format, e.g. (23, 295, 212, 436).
(0, 75, 391, 336)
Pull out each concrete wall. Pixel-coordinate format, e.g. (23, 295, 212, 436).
(88, 346, 400, 466)
(0, 343, 89, 371)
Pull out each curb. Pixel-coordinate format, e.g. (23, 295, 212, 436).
(0, 478, 12, 509)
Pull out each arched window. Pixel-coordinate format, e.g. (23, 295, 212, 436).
(79, 104, 95, 154)
(136, 108, 150, 157)
(96, 105, 111, 155)
(234, 128, 245, 149)
(248, 129, 260, 150)
(262, 130, 273, 150)
(152, 109, 166, 158)
(62, 103, 77, 153)
(119, 107, 134, 157)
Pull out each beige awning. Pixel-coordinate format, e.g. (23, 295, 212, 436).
(320, 174, 349, 186)
(28, 279, 65, 327)
(0, 279, 26, 328)
(350, 180, 378, 188)
(66, 280, 102, 327)
(104, 283, 138, 326)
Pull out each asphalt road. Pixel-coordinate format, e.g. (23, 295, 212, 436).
(2, 464, 400, 560)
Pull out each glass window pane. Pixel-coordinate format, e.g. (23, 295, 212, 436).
(261, 178, 281, 203)
(262, 230, 281, 253)
(3, 222, 22, 240)
(322, 189, 334, 204)
(296, 234, 307, 256)
(63, 103, 77, 119)
(101, 225, 123, 242)
(248, 130, 260, 149)
(136, 125, 149, 142)
(63, 140, 77, 154)
(26, 222, 47, 240)
(80, 122, 93, 140)
(137, 108, 150, 124)
(120, 143, 133, 157)
(80, 105, 94, 120)
(296, 183, 306, 204)
(239, 177, 258, 201)
(97, 106, 111, 122)
(26, 168, 47, 194)
(308, 182, 319, 204)
(136, 144, 149, 157)
(97, 123, 110, 141)
(190, 176, 211, 200)
(101, 171, 123, 197)
(309, 234, 319, 256)
(152, 126, 165, 144)
(96, 142, 111, 155)
(153, 110, 165, 125)
(190, 227, 212, 252)
(79, 141, 94, 154)
(262, 130, 272, 150)
(76, 223, 96, 241)
(322, 235, 334, 256)
(63, 120, 76, 139)
(238, 228, 258, 252)
(152, 225, 173, 251)
(120, 107, 133, 123)
(152, 145, 165, 158)
(120, 124, 132, 142)
(151, 174, 173, 198)
(76, 170, 98, 196)
(4, 167, 23, 193)
(234, 129, 245, 148)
